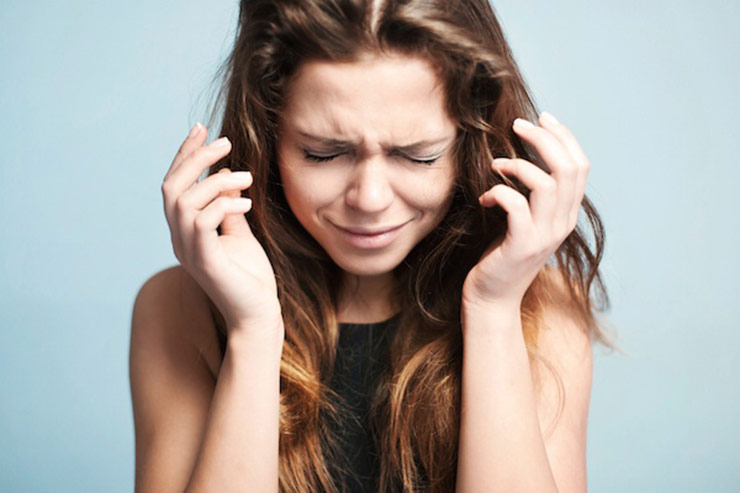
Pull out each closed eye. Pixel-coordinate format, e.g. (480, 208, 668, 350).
(302, 151, 440, 165)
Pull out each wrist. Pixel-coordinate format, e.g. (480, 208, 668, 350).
(461, 296, 521, 318)
(226, 325, 285, 364)
(225, 303, 284, 334)
(461, 300, 522, 340)
(227, 316, 285, 347)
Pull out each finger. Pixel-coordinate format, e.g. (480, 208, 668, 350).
(162, 137, 232, 222)
(164, 122, 208, 182)
(538, 112, 590, 169)
(512, 117, 576, 229)
(479, 183, 533, 242)
(220, 188, 255, 238)
(204, 169, 256, 238)
(179, 169, 253, 211)
(193, 195, 253, 261)
(491, 158, 557, 227)
(538, 112, 591, 228)
(175, 168, 236, 248)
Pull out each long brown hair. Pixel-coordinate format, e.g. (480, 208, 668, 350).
(202, 0, 619, 491)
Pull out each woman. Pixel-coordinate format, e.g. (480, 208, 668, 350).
(130, 0, 617, 491)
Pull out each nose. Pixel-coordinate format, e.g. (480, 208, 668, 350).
(344, 158, 394, 213)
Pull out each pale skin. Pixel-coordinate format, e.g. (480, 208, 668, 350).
(456, 111, 593, 492)
(276, 53, 458, 324)
(135, 51, 592, 491)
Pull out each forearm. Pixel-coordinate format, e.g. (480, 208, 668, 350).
(185, 323, 284, 492)
(456, 304, 557, 493)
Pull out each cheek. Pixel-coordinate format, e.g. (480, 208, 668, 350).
(404, 171, 456, 212)
(281, 165, 343, 216)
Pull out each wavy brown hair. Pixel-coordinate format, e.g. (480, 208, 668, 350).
(200, 0, 619, 491)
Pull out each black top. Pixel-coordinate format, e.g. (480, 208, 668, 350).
(327, 315, 398, 493)
(215, 315, 399, 493)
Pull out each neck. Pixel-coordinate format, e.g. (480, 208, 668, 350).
(337, 271, 398, 324)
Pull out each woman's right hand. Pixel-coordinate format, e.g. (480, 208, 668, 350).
(161, 123, 283, 337)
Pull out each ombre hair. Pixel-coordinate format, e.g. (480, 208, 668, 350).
(201, 0, 618, 491)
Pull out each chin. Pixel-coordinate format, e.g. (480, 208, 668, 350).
(328, 249, 403, 277)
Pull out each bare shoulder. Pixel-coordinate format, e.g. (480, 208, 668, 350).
(533, 270, 593, 396)
(532, 265, 593, 368)
(129, 265, 225, 491)
(132, 265, 224, 379)
(527, 266, 594, 491)
(530, 265, 594, 430)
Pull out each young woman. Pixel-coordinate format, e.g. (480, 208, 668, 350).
(130, 0, 617, 491)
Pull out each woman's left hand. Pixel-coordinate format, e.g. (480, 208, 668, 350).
(461, 111, 591, 311)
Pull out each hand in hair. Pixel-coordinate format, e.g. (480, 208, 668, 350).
(463, 111, 590, 311)
(161, 122, 283, 335)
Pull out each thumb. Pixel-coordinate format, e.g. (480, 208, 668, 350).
(217, 168, 254, 238)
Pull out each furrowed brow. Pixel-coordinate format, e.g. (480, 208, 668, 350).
(297, 130, 452, 153)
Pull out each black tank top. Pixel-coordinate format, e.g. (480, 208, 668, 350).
(327, 315, 398, 492)
(215, 315, 399, 492)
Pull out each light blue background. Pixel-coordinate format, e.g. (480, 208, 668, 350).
(1, 1, 737, 491)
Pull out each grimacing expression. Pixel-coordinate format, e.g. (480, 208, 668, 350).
(276, 53, 458, 277)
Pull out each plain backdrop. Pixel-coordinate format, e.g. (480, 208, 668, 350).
(1, 1, 738, 491)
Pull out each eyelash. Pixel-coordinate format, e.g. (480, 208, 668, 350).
(303, 151, 439, 165)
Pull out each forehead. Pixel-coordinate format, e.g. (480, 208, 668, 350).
(280, 53, 455, 143)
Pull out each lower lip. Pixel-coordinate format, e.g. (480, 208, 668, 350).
(333, 222, 407, 249)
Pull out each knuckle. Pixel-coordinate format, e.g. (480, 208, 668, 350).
(189, 145, 207, 161)
(184, 146, 211, 168)
(552, 123, 569, 136)
(558, 124, 575, 139)
(541, 177, 557, 192)
(174, 195, 189, 213)
(176, 142, 188, 158)
(193, 212, 209, 231)
(512, 193, 528, 210)
(562, 161, 579, 177)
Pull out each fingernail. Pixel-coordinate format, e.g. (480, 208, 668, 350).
(231, 171, 252, 180)
(213, 136, 230, 147)
(540, 111, 559, 125)
(513, 118, 535, 130)
(188, 122, 202, 138)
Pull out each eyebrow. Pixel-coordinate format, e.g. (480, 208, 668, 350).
(296, 130, 453, 154)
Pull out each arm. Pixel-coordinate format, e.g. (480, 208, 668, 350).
(185, 324, 284, 492)
(130, 267, 284, 492)
(458, 112, 594, 491)
(455, 300, 593, 493)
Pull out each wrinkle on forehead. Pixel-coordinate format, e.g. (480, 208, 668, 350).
(282, 55, 453, 148)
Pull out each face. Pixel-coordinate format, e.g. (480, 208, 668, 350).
(276, 52, 458, 279)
